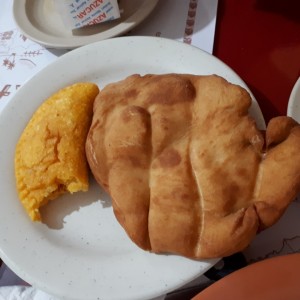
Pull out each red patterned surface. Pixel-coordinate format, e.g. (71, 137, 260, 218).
(213, 0, 300, 123)
(183, 0, 198, 44)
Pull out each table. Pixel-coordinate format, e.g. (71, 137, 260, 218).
(1, 0, 300, 299)
(213, 0, 300, 123)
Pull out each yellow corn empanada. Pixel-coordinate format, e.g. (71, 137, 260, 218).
(15, 82, 99, 221)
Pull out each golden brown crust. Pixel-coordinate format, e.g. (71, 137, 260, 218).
(15, 82, 99, 221)
(86, 74, 300, 259)
(253, 117, 300, 230)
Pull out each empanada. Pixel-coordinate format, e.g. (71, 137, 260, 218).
(15, 82, 99, 221)
(86, 74, 300, 259)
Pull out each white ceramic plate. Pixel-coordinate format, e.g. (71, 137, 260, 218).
(287, 77, 300, 122)
(12, 0, 159, 49)
(0, 37, 265, 300)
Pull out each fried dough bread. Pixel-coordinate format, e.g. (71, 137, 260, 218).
(86, 74, 300, 258)
(15, 82, 99, 221)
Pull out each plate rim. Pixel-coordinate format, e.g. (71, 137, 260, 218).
(0, 36, 265, 300)
(12, 0, 159, 49)
(287, 76, 300, 120)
